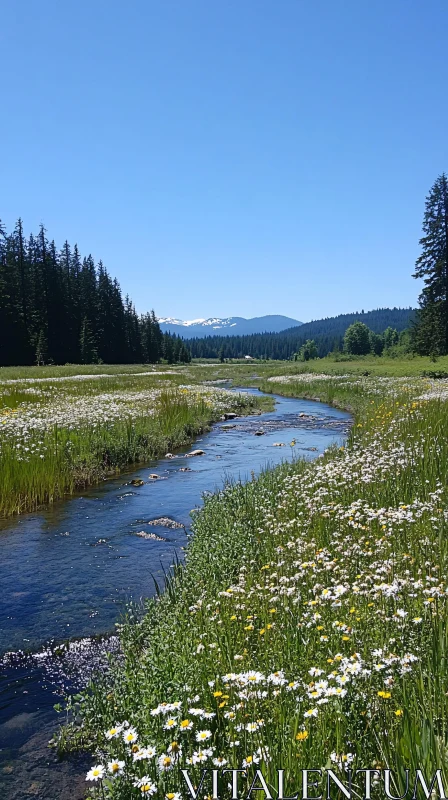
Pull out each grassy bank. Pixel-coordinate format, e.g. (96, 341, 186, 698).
(192, 353, 448, 379)
(59, 371, 448, 798)
(0, 373, 270, 518)
(3, 353, 448, 385)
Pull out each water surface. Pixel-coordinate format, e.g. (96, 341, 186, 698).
(0, 390, 350, 799)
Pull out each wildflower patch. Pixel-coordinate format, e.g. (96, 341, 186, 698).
(58, 375, 448, 798)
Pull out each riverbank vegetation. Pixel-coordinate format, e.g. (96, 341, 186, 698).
(9, 349, 435, 519)
(4, 350, 448, 384)
(0, 372, 269, 517)
(2, 356, 448, 519)
(59, 370, 448, 798)
(2, 352, 448, 520)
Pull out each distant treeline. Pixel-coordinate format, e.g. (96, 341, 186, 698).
(188, 308, 415, 360)
(0, 219, 191, 366)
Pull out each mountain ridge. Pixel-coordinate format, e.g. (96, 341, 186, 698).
(158, 314, 302, 338)
(186, 307, 416, 360)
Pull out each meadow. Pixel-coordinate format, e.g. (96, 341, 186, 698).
(52, 365, 448, 799)
(0, 367, 271, 518)
(0, 354, 442, 518)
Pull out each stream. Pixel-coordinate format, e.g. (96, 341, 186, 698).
(0, 388, 350, 799)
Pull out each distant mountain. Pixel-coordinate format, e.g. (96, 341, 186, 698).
(158, 315, 302, 338)
(187, 307, 416, 360)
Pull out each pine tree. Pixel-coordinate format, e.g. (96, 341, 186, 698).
(35, 329, 48, 365)
(163, 332, 174, 364)
(47, 239, 68, 364)
(150, 310, 163, 362)
(13, 219, 30, 347)
(80, 254, 98, 330)
(179, 343, 191, 363)
(70, 244, 82, 361)
(79, 317, 98, 364)
(412, 293, 445, 357)
(59, 240, 76, 362)
(1, 223, 30, 364)
(0, 221, 9, 364)
(413, 173, 448, 355)
(172, 335, 182, 363)
(97, 261, 113, 362)
(124, 295, 142, 362)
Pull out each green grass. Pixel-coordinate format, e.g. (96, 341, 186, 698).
(58, 371, 448, 799)
(191, 353, 448, 379)
(275, 353, 448, 377)
(2, 353, 441, 520)
(0, 374, 271, 518)
(0, 394, 204, 516)
(0, 363, 170, 380)
(2, 353, 448, 385)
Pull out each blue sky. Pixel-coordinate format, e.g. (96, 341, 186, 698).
(1, 1, 447, 323)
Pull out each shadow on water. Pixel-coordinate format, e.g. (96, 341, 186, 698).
(0, 389, 351, 799)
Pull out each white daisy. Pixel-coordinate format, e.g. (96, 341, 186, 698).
(86, 765, 105, 782)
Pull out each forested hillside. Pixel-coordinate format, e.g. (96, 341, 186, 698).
(0, 219, 190, 366)
(0, 218, 417, 366)
(189, 307, 415, 359)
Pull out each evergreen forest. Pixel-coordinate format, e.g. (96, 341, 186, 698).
(1, 172, 446, 366)
(188, 307, 415, 360)
(0, 220, 191, 366)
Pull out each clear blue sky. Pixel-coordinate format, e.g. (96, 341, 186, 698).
(1, 1, 447, 322)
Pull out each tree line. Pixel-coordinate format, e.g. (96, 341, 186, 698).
(190, 164, 448, 365)
(188, 308, 414, 361)
(0, 219, 191, 366)
(1, 172, 445, 367)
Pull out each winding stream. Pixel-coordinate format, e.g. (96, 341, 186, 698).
(0, 389, 350, 799)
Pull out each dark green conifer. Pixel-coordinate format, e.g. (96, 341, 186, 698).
(79, 317, 98, 364)
(413, 173, 448, 354)
(35, 329, 48, 365)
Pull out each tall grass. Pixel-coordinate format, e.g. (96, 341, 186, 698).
(0, 385, 269, 518)
(60, 375, 448, 798)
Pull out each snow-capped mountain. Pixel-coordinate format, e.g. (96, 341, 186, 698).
(158, 315, 302, 338)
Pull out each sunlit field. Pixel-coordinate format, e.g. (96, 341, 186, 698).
(2, 354, 447, 518)
(53, 369, 448, 799)
(3, 352, 448, 384)
(0, 368, 270, 517)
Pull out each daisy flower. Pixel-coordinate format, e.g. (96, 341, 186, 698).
(123, 727, 138, 745)
(105, 724, 123, 740)
(86, 765, 105, 782)
(158, 754, 175, 772)
(108, 759, 125, 776)
(134, 777, 157, 795)
(196, 729, 212, 742)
